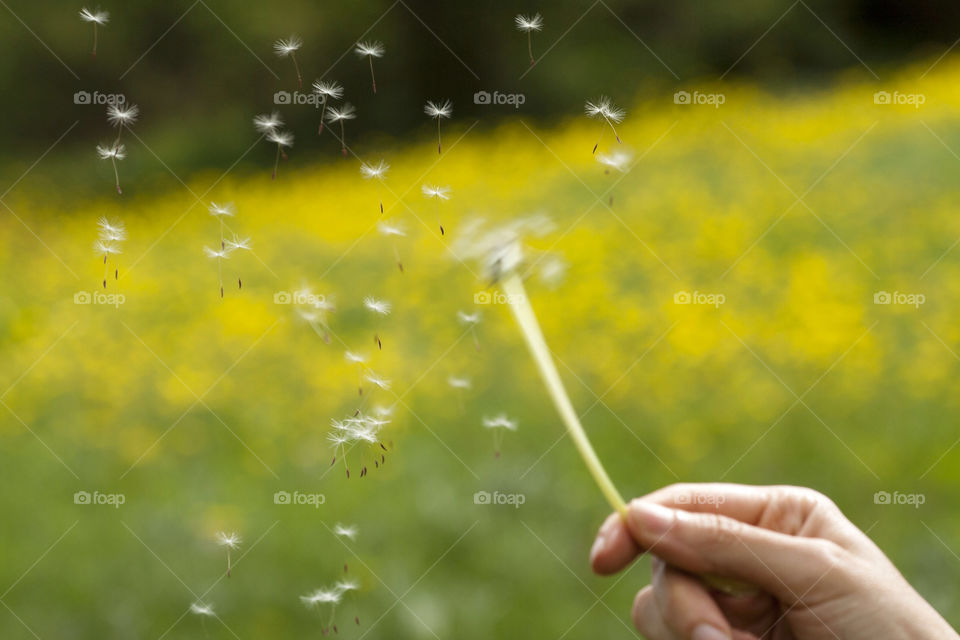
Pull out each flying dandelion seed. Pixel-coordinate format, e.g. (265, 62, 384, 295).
(457, 310, 482, 351)
(514, 13, 543, 67)
(345, 350, 367, 395)
(448, 375, 471, 412)
(215, 531, 241, 578)
(107, 103, 138, 146)
(360, 159, 390, 214)
(333, 523, 358, 541)
(313, 80, 343, 134)
(335, 579, 361, 626)
(364, 296, 391, 349)
(585, 96, 625, 153)
(253, 111, 283, 135)
(266, 130, 294, 180)
(95, 142, 126, 194)
(300, 586, 343, 635)
(596, 150, 633, 205)
(274, 35, 304, 88)
(364, 371, 391, 391)
(483, 413, 517, 458)
(79, 7, 109, 57)
(354, 40, 384, 94)
(325, 103, 356, 158)
(189, 601, 215, 637)
(421, 183, 450, 235)
(207, 202, 233, 297)
(295, 289, 336, 343)
(424, 100, 452, 154)
(329, 411, 390, 478)
(94, 216, 125, 288)
(377, 220, 406, 273)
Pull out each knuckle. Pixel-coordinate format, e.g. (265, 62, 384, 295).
(631, 586, 657, 634)
(699, 511, 745, 549)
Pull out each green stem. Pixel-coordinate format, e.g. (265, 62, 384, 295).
(502, 273, 626, 515)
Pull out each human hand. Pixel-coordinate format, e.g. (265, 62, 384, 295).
(590, 483, 957, 640)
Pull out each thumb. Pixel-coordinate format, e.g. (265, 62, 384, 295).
(624, 499, 847, 603)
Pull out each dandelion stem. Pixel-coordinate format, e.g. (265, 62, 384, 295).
(291, 53, 303, 88)
(368, 56, 377, 94)
(318, 102, 327, 135)
(501, 273, 626, 515)
(437, 119, 442, 155)
(110, 156, 121, 194)
(92, 23, 98, 57)
(527, 32, 535, 66)
(340, 120, 347, 157)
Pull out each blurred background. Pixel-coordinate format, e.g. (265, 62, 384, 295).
(3, 0, 960, 638)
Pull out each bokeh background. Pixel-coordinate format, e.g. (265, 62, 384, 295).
(2, 0, 960, 637)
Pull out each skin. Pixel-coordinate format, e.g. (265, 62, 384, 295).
(590, 483, 958, 640)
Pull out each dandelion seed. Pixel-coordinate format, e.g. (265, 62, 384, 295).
(190, 602, 215, 616)
(345, 350, 367, 394)
(448, 375, 471, 412)
(96, 142, 126, 194)
(313, 80, 343, 134)
(354, 40, 384, 94)
(274, 35, 304, 88)
(483, 413, 517, 458)
(329, 411, 390, 478)
(596, 150, 632, 173)
(457, 310, 482, 351)
(79, 7, 108, 57)
(360, 160, 390, 213)
(215, 531, 241, 577)
(424, 100, 452, 154)
(107, 103, 138, 146)
(514, 13, 543, 66)
(585, 96, 625, 153)
(422, 183, 451, 235)
(333, 523, 358, 540)
(94, 217, 125, 289)
(376, 220, 406, 273)
(363, 297, 391, 315)
(253, 111, 284, 134)
(364, 372, 391, 390)
(296, 290, 336, 343)
(267, 130, 294, 180)
(326, 103, 356, 158)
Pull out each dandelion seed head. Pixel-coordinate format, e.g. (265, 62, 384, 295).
(96, 143, 126, 160)
(421, 184, 451, 200)
(585, 96, 625, 123)
(483, 414, 518, 431)
(454, 216, 554, 282)
(448, 375, 472, 390)
(253, 111, 284, 134)
(79, 7, 109, 24)
(326, 103, 356, 122)
(360, 159, 390, 180)
(515, 13, 543, 32)
(190, 603, 215, 617)
(107, 103, 139, 127)
(267, 130, 294, 148)
(97, 217, 126, 241)
(333, 523, 358, 540)
(377, 220, 405, 238)
(312, 80, 344, 100)
(273, 35, 302, 57)
(215, 531, 241, 548)
(354, 40, 385, 58)
(363, 296, 391, 315)
(424, 100, 453, 119)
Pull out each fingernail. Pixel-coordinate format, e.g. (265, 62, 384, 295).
(691, 623, 729, 640)
(627, 501, 675, 537)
